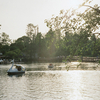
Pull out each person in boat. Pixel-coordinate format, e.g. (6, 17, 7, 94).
(16, 65, 21, 71)
(50, 64, 52, 66)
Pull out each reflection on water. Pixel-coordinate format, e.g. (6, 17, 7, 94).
(24, 62, 100, 71)
(8, 73, 25, 77)
(0, 62, 100, 100)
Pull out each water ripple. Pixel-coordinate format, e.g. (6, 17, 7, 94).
(0, 63, 100, 100)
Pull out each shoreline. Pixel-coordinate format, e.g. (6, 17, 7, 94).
(0, 56, 100, 64)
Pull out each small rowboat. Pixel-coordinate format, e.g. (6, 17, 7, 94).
(48, 64, 54, 68)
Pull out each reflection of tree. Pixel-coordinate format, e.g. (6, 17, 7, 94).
(80, 65, 88, 70)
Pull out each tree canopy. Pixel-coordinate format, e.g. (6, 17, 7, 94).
(1, 2, 100, 61)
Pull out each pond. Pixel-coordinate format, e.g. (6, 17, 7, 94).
(0, 62, 100, 100)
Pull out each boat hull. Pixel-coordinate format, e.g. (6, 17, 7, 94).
(48, 65, 54, 68)
(48, 64, 54, 68)
(7, 71, 25, 75)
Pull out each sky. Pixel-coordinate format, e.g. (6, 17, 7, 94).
(0, 0, 100, 40)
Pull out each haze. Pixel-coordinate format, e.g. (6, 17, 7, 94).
(0, 0, 99, 40)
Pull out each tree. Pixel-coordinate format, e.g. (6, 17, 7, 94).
(63, 4, 100, 57)
(1, 45, 10, 55)
(44, 9, 76, 40)
(5, 51, 17, 59)
(35, 32, 43, 57)
(1, 32, 11, 45)
(15, 36, 31, 51)
(26, 23, 38, 40)
(26, 23, 39, 60)
(0, 25, 1, 29)
(45, 29, 56, 57)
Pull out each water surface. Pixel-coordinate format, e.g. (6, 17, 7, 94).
(0, 62, 100, 100)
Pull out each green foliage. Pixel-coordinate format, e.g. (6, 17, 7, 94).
(0, 45, 10, 55)
(1, 32, 11, 45)
(45, 29, 56, 57)
(1, 4, 100, 62)
(5, 51, 17, 59)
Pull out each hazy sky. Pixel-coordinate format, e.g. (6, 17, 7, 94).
(0, 0, 100, 40)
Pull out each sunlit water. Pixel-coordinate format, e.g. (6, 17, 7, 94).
(0, 62, 100, 100)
